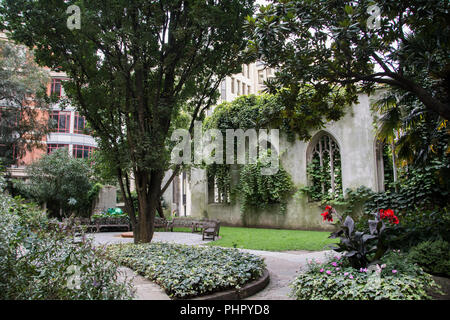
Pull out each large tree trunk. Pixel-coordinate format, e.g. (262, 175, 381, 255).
(157, 199, 165, 218)
(133, 169, 164, 243)
(116, 167, 137, 231)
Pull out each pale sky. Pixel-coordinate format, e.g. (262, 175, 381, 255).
(255, 0, 270, 6)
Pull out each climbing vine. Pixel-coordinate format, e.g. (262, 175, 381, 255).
(237, 152, 294, 218)
(203, 94, 296, 215)
(207, 163, 232, 203)
(297, 134, 343, 203)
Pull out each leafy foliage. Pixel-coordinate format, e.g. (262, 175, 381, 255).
(250, 0, 450, 120)
(91, 207, 127, 220)
(408, 240, 450, 277)
(299, 155, 343, 203)
(14, 148, 95, 218)
(0, 0, 257, 243)
(207, 163, 232, 204)
(0, 189, 134, 300)
(290, 251, 440, 300)
(203, 94, 295, 216)
(105, 242, 266, 299)
(326, 206, 399, 268)
(238, 155, 294, 218)
(204, 94, 288, 137)
(0, 39, 50, 165)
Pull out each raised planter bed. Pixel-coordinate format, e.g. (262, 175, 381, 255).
(189, 269, 270, 300)
(105, 242, 266, 299)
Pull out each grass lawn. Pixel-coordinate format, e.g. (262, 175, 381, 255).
(207, 226, 337, 251)
(162, 226, 337, 252)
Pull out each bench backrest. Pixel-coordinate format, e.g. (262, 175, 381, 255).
(172, 218, 196, 227)
(200, 219, 220, 232)
(154, 217, 168, 226)
(95, 217, 130, 225)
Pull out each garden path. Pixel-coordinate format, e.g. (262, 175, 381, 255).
(91, 232, 331, 300)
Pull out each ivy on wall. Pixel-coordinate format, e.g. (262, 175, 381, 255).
(237, 154, 294, 217)
(207, 163, 232, 203)
(296, 133, 343, 203)
(203, 94, 295, 216)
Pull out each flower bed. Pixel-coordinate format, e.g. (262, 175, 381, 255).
(105, 242, 266, 299)
(290, 205, 443, 300)
(290, 251, 440, 300)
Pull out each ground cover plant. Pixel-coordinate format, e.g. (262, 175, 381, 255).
(105, 242, 266, 299)
(290, 205, 445, 300)
(290, 251, 441, 300)
(0, 178, 134, 300)
(205, 226, 337, 251)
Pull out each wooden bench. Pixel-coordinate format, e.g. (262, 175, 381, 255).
(201, 219, 220, 241)
(167, 217, 197, 232)
(93, 217, 131, 232)
(154, 217, 169, 231)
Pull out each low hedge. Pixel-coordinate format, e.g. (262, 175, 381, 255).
(408, 240, 450, 277)
(105, 242, 266, 299)
(290, 251, 441, 300)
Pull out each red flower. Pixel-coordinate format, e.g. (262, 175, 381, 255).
(321, 206, 333, 222)
(380, 209, 399, 224)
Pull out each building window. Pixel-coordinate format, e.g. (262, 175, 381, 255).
(258, 70, 265, 85)
(47, 144, 68, 154)
(237, 79, 241, 95)
(220, 80, 227, 101)
(231, 77, 235, 94)
(50, 111, 71, 133)
(72, 144, 95, 159)
(74, 112, 86, 134)
(242, 82, 246, 95)
(50, 79, 63, 97)
(307, 133, 342, 201)
(207, 170, 230, 204)
(247, 85, 251, 94)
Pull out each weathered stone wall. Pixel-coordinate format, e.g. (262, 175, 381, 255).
(93, 185, 117, 214)
(189, 94, 379, 230)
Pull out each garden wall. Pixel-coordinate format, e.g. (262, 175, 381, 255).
(189, 94, 379, 230)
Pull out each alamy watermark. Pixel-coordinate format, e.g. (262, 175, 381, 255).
(67, 5, 81, 30)
(367, 4, 381, 30)
(66, 265, 81, 290)
(170, 121, 279, 175)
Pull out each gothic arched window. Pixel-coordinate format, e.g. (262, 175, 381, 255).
(307, 133, 343, 201)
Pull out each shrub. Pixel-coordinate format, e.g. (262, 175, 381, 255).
(324, 205, 399, 268)
(14, 148, 95, 218)
(408, 240, 450, 277)
(290, 251, 440, 300)
(105, 242, 266, 299)
(0, 192, 134, 300)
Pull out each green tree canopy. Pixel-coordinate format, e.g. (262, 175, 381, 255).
(0, 39, 50, 165)
(249, 0, 450, 120)
(15, 148, 94, 218)
(1, 0, 256, 242)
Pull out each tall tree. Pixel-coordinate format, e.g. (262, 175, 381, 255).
(249, 0, 450, 120)
(0, 39, 50, 166)
(1, 0, 255, 242)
